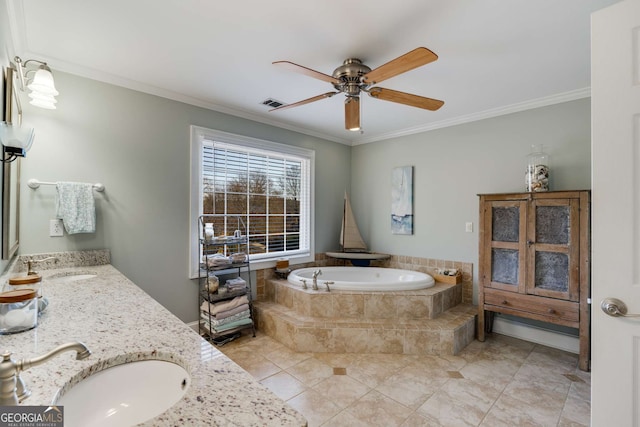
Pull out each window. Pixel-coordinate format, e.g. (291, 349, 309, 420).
(190, 126, 314, 277)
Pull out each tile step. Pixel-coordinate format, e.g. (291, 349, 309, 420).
(253, 301, 477, 355)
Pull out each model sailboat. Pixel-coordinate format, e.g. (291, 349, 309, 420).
(327, 192, 390, 265)
(340, 192, 367, 252)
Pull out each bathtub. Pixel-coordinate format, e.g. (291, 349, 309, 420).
(287, 266, 435, 291)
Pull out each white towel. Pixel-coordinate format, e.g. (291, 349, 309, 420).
(200, 295, 249, 315)
(201, 309, 251, 327)
(201, 303, 249, 319)
(55, 182, 96, 234)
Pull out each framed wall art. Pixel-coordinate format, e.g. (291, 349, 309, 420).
(391, 165, 413, 235)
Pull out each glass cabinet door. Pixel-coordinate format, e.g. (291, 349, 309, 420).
(484, 200, 527, 293)
(526, 198, 580, 301)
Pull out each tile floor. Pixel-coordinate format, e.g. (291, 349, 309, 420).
(217, 332, 590, 427)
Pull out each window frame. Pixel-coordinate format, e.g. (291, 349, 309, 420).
(189, 125, 315, 278)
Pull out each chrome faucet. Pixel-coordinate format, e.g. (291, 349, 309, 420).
(25, 256, 59, 275)
(312, 269, 322, 290)
(324, 281, 334, 292)
(300, 279, 308, 289)
(0, 342, 91, 405)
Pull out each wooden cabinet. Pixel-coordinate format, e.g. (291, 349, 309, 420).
(478, 191, 590, 371)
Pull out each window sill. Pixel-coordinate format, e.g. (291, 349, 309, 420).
(250, 253, 314, 271)
(189, 253, 313, 279)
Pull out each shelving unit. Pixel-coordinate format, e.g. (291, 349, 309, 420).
(198, 215, 255, 344)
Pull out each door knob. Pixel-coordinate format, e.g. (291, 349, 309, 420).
(601, 297, 640, 318)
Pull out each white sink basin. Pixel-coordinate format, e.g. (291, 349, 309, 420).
(49, 273, 97, 283)
(57, 360, 190, 427)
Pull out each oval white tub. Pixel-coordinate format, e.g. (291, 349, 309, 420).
(287, 267, 435, 291)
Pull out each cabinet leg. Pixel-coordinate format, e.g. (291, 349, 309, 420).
(486, 311, 495, 333)
(578, 327, 590, 371)
(478, 310, 495, 342)
(478, 308, 485, 342)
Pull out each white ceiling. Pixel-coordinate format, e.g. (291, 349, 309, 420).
(6, 0, 620, 145)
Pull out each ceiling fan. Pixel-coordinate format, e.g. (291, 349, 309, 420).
(270, 47, 444, 132)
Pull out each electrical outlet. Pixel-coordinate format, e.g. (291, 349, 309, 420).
(50, 219, 64, 237)
(465, 222, 473, 233)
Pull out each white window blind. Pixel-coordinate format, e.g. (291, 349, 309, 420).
(190, 126, 314, 277)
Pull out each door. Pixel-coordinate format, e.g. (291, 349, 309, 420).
(526, 197, 580, 302)
(482, 198, 527, 294)
(591, 0, 640, 425)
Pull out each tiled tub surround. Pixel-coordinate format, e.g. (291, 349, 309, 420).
(253, 279, 476, 355)
(267, 279, 463, 320)
(254, 254, 474, 305)
(252, 254, 475, 356)
(1, 250, 306, 426)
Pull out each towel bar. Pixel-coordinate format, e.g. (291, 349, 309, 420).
(27, 179, 105, 192)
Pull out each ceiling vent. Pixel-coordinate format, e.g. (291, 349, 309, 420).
(260, 98, 286, 109)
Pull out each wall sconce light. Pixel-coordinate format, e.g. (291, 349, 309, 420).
(14, 56, 59, 110)
(1, 56, 57, 162)
(0, 122, 34, 160)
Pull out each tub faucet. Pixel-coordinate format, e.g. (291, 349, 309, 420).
(312, 269, 322, 290)
(324, 281, 334, 292)
(300, 279, 308, 289)
(0, 342, 91, 405)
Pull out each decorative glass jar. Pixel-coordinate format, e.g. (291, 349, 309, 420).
(525, 144, 550, 192)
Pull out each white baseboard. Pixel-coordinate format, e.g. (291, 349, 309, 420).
(491, 317, 579, 354)
(187, 320, 199, 333)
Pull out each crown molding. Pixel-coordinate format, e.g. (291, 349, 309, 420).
(350, 88, 591, 145)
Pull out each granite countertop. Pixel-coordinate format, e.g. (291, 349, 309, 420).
(1, 250, 306, 426)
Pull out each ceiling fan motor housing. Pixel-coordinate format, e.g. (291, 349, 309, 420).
(332, 58, 371, 96)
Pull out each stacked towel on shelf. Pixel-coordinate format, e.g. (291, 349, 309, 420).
(225, 277, 246, 291)
(229, 252, 247, 264)
(201, 308, 251, 327)
(200, 294, 252, 334)
(202, 303, 249, 319)
(203, 254, 231, 268)
(201, 317, 253, 334)
(200, 295, 248, 316)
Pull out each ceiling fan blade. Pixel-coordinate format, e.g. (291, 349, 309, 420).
(368, 87, 444, 111)
(362, 47, 438, 85)
(273, 61, 340, 84)
(345, 97, 360, 131)
(269, 92, 338, 112)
